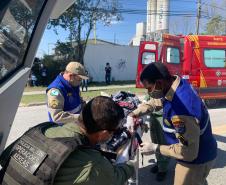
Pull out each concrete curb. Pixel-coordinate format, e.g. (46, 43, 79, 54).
(21, 85, 143, 107)
(19, 95, 145, 107)
(23, 85, 135, 95)
(19, 102, 46, 107)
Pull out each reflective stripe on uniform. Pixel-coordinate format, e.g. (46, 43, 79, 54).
(200, 114, 210, 136)
(161, 126, 176, 134)
(66, 104, 82, 114)
(161, 115, 209, 136)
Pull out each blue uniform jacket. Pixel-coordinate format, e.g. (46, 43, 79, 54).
(162, 78, 217, 164)
(46, 74, 81, 122)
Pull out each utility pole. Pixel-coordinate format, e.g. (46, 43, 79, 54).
(94, 20, 97, 44)
(196, 0, 201, 35)
(48, 43, 55, 55)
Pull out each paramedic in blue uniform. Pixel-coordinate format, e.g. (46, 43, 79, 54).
(129, 62, 217, 185)
(46, 61, 88, 124)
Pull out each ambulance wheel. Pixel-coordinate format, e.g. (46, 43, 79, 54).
(204, 99, 219, 108)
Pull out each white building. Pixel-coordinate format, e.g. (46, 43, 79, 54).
(131, 0, 170, 45)
(130, 22, 146, 46)
(84, 42, 139, 82)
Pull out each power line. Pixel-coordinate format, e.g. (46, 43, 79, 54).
(201, 1, 226, 12)
(73, 3, 225, 20)
(200, 10, 226, 21)
(79, 7, 197, 17)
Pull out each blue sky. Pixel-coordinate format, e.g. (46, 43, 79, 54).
(36, 0, 224, 58)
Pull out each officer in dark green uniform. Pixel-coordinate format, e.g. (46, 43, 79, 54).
(45, 96, 135, 185)
(0, 96, 135, 185)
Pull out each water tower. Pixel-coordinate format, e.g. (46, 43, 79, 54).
(147, 0, 169, 36)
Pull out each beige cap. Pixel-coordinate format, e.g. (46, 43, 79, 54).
(66, 61, 89, 79)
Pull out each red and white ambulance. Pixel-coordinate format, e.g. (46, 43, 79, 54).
(136, 34, 226, 106)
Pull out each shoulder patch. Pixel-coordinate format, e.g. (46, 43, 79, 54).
(50, 89, 60, 96)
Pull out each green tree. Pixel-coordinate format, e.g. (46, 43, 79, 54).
(48, 0, 122, 64)
(206, 15, 226, 35)
(34, 55, 69, 86)
(54, 41, 75, 61)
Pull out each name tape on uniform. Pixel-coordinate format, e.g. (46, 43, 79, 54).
(11, 139, 47, 174)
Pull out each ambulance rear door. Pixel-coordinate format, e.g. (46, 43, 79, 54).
(161, 34, 183, 76)
(136, 41, 158, 88)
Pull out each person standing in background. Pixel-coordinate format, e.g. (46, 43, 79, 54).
(31, 72, 37, 86)
(105, 62, 111, 85)
(81, 69, 89, 92)
(40, 63, 47, 86)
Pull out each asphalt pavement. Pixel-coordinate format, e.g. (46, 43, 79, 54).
(23, 84, 135, 95)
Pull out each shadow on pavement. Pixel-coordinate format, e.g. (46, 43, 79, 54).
(213, 134, 226, 169)
(139, 160, 176, 185)
(214, 134, 226, 143)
